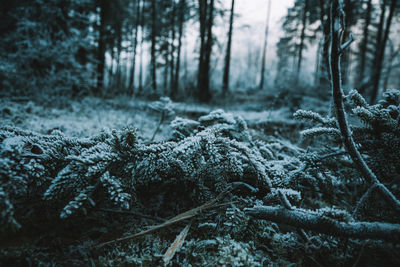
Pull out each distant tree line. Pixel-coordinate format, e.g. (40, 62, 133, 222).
(276, 0, 400, 103)
(1, 0, 224, 102)
(0, 0, 398, 103)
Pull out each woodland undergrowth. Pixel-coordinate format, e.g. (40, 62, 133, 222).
(1, 90, 400, 265)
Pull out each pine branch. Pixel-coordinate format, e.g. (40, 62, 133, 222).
(329, 0, 400, 211)
(245, 206, 400, 242)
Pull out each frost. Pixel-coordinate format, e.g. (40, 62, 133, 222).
(199, 109, 236, 125)
(148, 97, 175, 117)
(2, 136, 26, 152)
(170, 117, 200, 139)
(301, 127, 341, 139)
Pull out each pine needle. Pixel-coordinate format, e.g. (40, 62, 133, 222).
(163, 222, 192, 266)
(96, 190, 232, 248)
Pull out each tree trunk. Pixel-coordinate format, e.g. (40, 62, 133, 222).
(138, 0, 144, 94)
(150, 0, 157, 91)
(197, 0, 214, 102)
(115, 29, 122, 92)
(357, 0, 372, 87)
(296, 0, 308, 82)
(171, 0, 185, 99)
(318, 0, 330, 86)
(258, 0, 271, 90)
(108, 48, 115, 89)
(370, 0, 396, 103)
(222, 0, 235, 94)
(96, 0, 106, 94)
(169, 0, 176, 93)
(314, 39, 322, 86)
(163, 51, 169, 93)
(197, 0, 206, 97)
(128, 0, 141, 95)
(203, 0, 214, 100)
(340, 0, 352, 85)
(383, 44, 400, 90)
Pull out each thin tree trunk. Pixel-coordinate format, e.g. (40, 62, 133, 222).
(115, 30, 122, 91)
(183, 36, 188, 88)
(197, 0, 214, 102)
(357, 0, 372, 87)
(340, 0, 351, 85)
(318, 0, 330, 86)
(169, 0, 176, 92)
(108, 48, 115, 89)
(96, 0, 106, 94)
(203, 0, 214, 100)
(129, 0, 141, 95)
(163, 51, 169, 93)
(383, 45, 400, 90)
(314, 38, 322, 86)
(222, 0, 235, 94)
(259, 0, 271, 90)
(383, 62, 393, 91)
(296, 0, 308, 82)
(138, 0, 144, 94)
(150, 0, 157, 91)
(197, 0, 207, 100)
(172, 0, 185, 99)
(370, 0, 396, 103)
(138, 40, 144, 93)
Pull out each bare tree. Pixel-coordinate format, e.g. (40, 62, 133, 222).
(356, 0, 372, 87)
(96, 0, 107, 94)
(259, 0, 271, 90)
(171, 0, 185, 99)
(169, 0, 177, 93)
(318, 0, 331, 86)
(128, 0, 141, 95)
(295, 0, 308, 82)
(138, 0, 145, 94)
(197, 0, 215, 102)
(222, 0, 235, 94)
(150, 0, 157, 91)
(370, 0, 396, 103)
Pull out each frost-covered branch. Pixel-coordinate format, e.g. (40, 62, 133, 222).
(245, 206, 400, 242)
(329, 0, 400, 211)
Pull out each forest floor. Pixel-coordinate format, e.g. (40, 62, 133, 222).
(2, 93, 399, 266)
(0, 93, 321, 142)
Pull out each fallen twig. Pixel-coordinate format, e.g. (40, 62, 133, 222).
(96, 191, 233, 248)
(245, 205, 400, 242)
(99, 208, 166, 222)
(278, 190, 309, 241)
